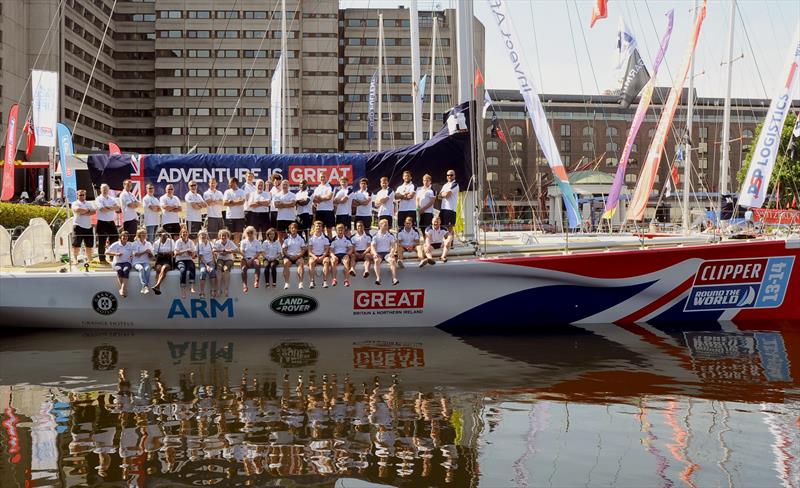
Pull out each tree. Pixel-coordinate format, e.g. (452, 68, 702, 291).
(736, 112, 799, 208)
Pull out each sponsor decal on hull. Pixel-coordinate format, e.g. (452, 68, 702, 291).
(270, 342, 319, 368)
(270, 295, 318, 316)
(353, 289, 425, 316)
(168, 341, 234, 364)
(92, 291, 118, 315)
(684, 256, 794, 312)
(167, 298, 235, 319)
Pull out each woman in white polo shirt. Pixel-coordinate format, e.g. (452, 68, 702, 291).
(151, 228, 174, 295)
(281, 222, 306, 290)
(350, 220, 373, 279)
(213, 229, 238, 298)
(174, 226, 197, 298)
(307, 220, 331, 289)
(196, 229, 217, 298)
(370, 218, 398, 286)
(106, 231, 134, 297)
(261, 228, 282, 289)
(131, 228, 154, 294)
(240, 226, 262, 293)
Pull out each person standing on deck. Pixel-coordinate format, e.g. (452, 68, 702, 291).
(184, 181, 207, 240)
(313, 173, 335, 238)
(438, 170, 459, 232)
(295, 179, 313, 239)
(142, 184, 161, 242)
(70, 189, 96, 266)
(333, 177, 354, 233)
(96, 183, 120, 264)
(242, 171, 257, 228)
(353, 178, 373, 231)
(416, 174, 435, 230)
(223, 178, 246, 244)
(159, 185, 182, 239)
(119, 179, 140, 236)
(373, 177, 395, 229)
(203, 178, 225, 240)
(396, 171, 417, 228)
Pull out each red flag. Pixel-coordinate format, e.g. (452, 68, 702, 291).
(791, 195, 797, 209)
(108, 141, 121, 155)
(590, 0, 608, 28)
(671, 163, 679, 187)
(496, 127, 507, 144)
(474, 67, 484, 97)
(22, 118, 35, 159)
(1, 104, 19, 201)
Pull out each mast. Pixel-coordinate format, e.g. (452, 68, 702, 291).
(377, 13, 384, 151)
(410, 0, 423, 143)
(719, 0, 736, 200)
(428, 12, 437, 139)
(281, 0, 288, 153)
(682, 0, 698, 234)
(456, 0, 478, 244)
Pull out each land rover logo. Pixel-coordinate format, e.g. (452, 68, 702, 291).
(92, 292, 118, 315)
(269, 342, 319, 368)
(270, 294, 318, 316)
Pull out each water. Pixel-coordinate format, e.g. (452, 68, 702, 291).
(0, 325, 797, 487)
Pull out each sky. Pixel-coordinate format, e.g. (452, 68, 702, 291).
(340, 0, 800, 100)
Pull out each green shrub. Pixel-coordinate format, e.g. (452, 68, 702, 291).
(0, 202, 71, 229)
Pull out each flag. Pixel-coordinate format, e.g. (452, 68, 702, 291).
(418, 74, 428, 106)
(1, 104, 19, 201)
(792, 195, 797, 209)
(496, 127, 507, 144)
(671, 163, 679, 187)
(474, 67, 484, 97)
(628, 1, 706, 221)
(487, 0, 581, 228)
(603, 9, 673, 219)
(108, 142, 121, 155)
(270, 55, 284, 154)
(616, 18, 650, 108)
(57, 123, 77, 203)
(368, 70, 378, 143)
(483, 90, 493, 118)
(31, 70, 58, 147)
(665, 176, 673, 198)
(23, 118, 36, 159)
(590, 0, 608, 28)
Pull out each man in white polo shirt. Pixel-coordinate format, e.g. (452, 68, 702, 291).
(274, 179, 297, 238)
(395, 170, 416, 228)
(396, 216, 423, 268)
(333, 177, 354, 232)
(184, 180, 207, 240)
(223, 177, 246, 244)
(423, 215, 453, 265)
(142, 184, 161, 242)
(118, 179, 140, 236)
(439, 170, 459, 230)
(203, 178, 224, 239)
(352, 177, 373, 230)
(242, 170, 257, 228)
(159, 184, 183, 239)
(416, 173, 435, 230)
(313, 172, 335, 237)
(373, 176, 395, 229)
(95, 183, 120, 264)
(70, 189, 96, 266)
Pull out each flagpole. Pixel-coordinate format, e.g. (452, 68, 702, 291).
(719, 0, 736, 203)
(377, 13, 384, 152)
(428, 12, 437, 140)
(682, 0, 698, 234)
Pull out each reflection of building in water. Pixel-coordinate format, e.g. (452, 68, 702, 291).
(3, 370, 478, 487)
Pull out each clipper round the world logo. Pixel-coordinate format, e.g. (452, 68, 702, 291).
(92, 291, 118, 316)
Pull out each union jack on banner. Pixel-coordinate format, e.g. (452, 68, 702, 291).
(130, 155, 145, 199)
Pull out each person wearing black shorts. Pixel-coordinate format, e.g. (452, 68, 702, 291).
(395, 170, 417, 229)
(95, 183, 121, 264)
(417, 174, 435, 230)
(438, 170, 459, 230)
(333, 177, 353, 232)
(274, 179, 297, 236)
(223, 178, 246, 243)
(70, 190, 96, 265)
(295, 179, 313, 239)
(269, 173, 283, 231)
(312, 173, 336, 236)
(248, 179, 272, 238)
(352, 178, 373, 231)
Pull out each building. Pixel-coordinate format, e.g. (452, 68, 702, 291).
(483, 88, 800, 223)
(0, 0, 483, 161)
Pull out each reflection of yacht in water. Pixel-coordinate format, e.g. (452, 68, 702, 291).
(0, 324, 797, 487)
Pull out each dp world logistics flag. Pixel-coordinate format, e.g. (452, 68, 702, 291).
(367, 70, 378, 142)
(31, 70, 58, 148)
(57, 123, 77, 203)
(738, 30, 800, 209)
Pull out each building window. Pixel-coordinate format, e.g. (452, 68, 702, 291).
(560, 124, 571, 137)
(486, 141, 498, 151)
(742, 129, 754, 139)
(606, 142, 618, 152)
(582, 141, 594, 152)
(582, 126, 593, 137)
(216, 10, 239, 19)
(605, 157, 618, 167)
(216, 30, 239, 39)
(511, 141, 523, 151)
(699, 158, 708, 169)
(699, 127, 708, 139)
(217, 50, 239, 58)
(560, 139, 570, 152)
(244, 11, 268, 19)
(606, 126, 618, 137)
(486, 172, 498, 182)
(187, 30, 210, 38)
(625, 174, 637, 184)
(486, 157, 499, 166)
(187, 11, 211, 19)
(509, 126, 523, 136)
(159, 10, 181, 19)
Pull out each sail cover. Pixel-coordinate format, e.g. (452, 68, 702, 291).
(86, 103, 474, 196)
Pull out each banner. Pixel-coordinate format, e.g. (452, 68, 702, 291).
(87, 103, 475, 197)
(590, 0, 608, 28)
(603, 9, 673, 219)
(270, 55, 284, 154)
(31, 70, 58, 148)
(1, 104, 19, 201)
(752, 208, 800, 226)
(483, 90, 493, 118)
(614, 16, 650, 107)
(368, 70, 378, 143)
(737, 30, 800, 208)
(418, 74, 428, 106)
(56, 123, 77, 202)
(487, 0, 581, 228)
(628, 1, 706, 221)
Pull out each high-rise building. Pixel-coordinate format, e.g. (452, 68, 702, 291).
(0, 0, 485, 158)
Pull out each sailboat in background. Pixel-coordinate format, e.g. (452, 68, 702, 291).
(0, 1, 799, 329)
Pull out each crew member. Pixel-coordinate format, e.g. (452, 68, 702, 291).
(214, 228, 238, 298)
(151, 228, 174, 295)
(274, 180, 297, 239)
(142, 184, 161, 242)
(353, 178, 372, 230)
(203, 178, 225, 240)
(223, 177, 246, 244)
(396, 216, 423, 268)
(423, 216, 452, 265)
(416, 174, 435, 230)
(96, 183, 121, 264)
(313, 173, 336, 237)
(240, 225, 262, 293)
(261, 228, 282, 289)
(282, 222, 306, 290)
(395, 171, 416, 228)
(70, 189, 96, 266)
(370, 218, 398, 286)
(307, 220, 331, 289)
(242, 171, 257, 228)
(106, 231, 133, 297)
(159, 184, 183, 239)
(439, 170, 459, 231)
(174, 226, 196, 299)
(196, 229, 217, 298)
(119, 179, 140, 236)
(351, 220, 373, 279)
(295, 179, 313, 239)
(334, 177, 353, 232)
(269, 173, 283, 231)
(248, 179, 272, 238)
(131, 228, 154, 294)
(373, 177, 394, 229)
(330, 223, 354, 287)
(184, 180, 207, 240)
